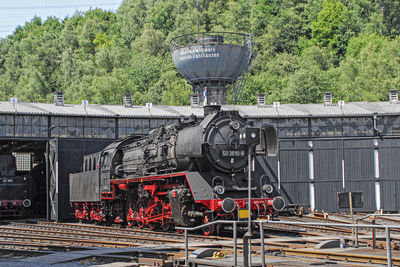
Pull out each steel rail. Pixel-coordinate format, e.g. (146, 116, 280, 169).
(0, 226, 180, 244)
(281, 248, 400, 265)
(32, 221, 230, 241)
(0, 232, 170, 248)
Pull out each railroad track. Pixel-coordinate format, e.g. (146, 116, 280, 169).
(2, 218, 400, 266)
(0, 221, 230, 248)
(35, 220, 230, 241)
(281, 247, 400, 265)
(269, 216, 361, 236)
(0, 221, 201, 266)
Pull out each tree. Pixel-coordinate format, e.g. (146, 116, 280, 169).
(286, 46, 333, 103)
(116, 0, 148, 46)
(0, 0, 399, 106)
(311, 0, 354, 60)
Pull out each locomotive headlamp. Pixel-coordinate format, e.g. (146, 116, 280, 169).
(213, 185, 225, 195)
(262, 184, 274, 194)
(23, 199, 31, 208)
(229, 121, 241, 130)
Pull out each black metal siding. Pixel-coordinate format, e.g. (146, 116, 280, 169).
(272, 182, 309, 205)
(276, 140, 309, 205)
(379, 139, 400, 180)
(343, 140, 374, 181)
(314, 140, 342, 181)
(279, 140, 309, 182)
(313, 140, 342, 212)
(379, 181, 397, 211)
(378, 139, 400, 211)
(345, 181, 375, 212)
(315, 181, 342, 212)
(56, 139, 113, 219)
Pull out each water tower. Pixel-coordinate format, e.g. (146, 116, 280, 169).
(170, 32, 253, 106)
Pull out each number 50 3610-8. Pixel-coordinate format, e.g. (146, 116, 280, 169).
(221, 150, 245, 157)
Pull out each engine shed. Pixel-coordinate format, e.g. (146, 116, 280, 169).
(1, 90, 400, 220)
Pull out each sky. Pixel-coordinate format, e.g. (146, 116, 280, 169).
(0, 0, 123, 38)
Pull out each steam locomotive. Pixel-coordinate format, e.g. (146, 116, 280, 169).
(70, 106, 284, 234)
(0, 154, 34, 217)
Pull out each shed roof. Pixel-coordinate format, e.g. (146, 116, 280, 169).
(1, 101, 400, 118)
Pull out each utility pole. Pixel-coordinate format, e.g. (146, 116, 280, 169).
(243, 145, 253, 267)
(380, 0, 384, 36)
(196, 0, 199, 33)
(240, 125, 261, 267)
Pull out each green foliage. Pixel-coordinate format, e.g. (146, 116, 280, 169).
(0, 0, 400, 106)
(310, 0, 354, 59)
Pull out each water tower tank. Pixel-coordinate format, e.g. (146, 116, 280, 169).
(170, 32, 253, 106)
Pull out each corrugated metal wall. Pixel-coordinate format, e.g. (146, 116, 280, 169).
(257, 138, 395, 212)
(313, 140, 342, 212)
(254, 115, 400, 212)
(278, 141, 309, 205)
(56, 139, 113, 219)
(379, 139, 400, 211)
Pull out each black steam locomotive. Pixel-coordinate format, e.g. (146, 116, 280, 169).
(70, 107, 284, 234)
(0, 154, 34, 217)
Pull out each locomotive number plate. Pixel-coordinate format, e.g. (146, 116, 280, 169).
(221, 150, 245, 157)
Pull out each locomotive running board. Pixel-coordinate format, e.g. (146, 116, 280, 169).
(106, 172, 214, 201)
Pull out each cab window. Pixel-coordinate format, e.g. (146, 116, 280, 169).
(100, 152, 110, 169)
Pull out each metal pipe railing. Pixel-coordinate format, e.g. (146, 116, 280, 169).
(177, 220, 248, 266)
(233, 221, 237, 266)
(354, 213, 400, 249)
(177, 219, 400, 267)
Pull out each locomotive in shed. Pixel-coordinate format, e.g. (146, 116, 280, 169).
(0, 154, 34, 217)
(69, 32, 285, 234)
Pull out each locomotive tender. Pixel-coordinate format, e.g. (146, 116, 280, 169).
(70, 32, 285, 234)
(70, 107, 284, 233)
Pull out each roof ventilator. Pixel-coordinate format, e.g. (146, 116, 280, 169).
(323, 92, 332, 105)
(389, 89, 398, 103)
(273, 102, 280, 108)
(257, 94, 266, 107)
(54, 91, 64, 106)
(190, 94, 200, 107)
(123, 93, 133, 108)
(146, 103, 152, 109)
(338, 100, 345, 106)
